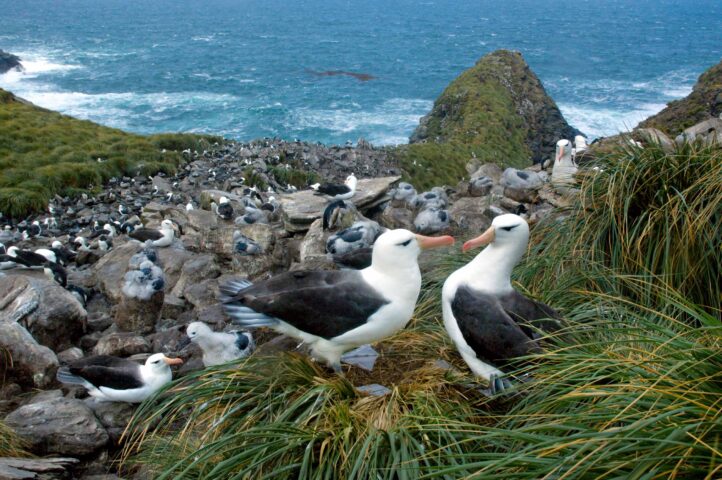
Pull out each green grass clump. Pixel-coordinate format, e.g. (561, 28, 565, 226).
(268, 166, 318, 189)
(0, 88, 222, 217)
(0, 421, 28, 457)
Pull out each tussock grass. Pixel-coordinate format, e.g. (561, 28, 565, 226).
(0, 421, 28, 457)
(123, 138, 721, 478)
(0, 88, 222, 217)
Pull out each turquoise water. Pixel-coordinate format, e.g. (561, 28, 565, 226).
(1, 0, 720, 144)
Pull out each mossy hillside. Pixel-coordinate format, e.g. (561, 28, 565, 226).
(0, 88, 222, 217)
(638, 58, 722, 134)
(398, 50, 577, 189)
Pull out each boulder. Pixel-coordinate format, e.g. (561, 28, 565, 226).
(633, 128, 675, 152)
(449, 197, 492, 235)
(0, 322, 59, 388)
(379, 205, 415, 230)
(86, 400, 136, 445)
(298, 219, 328, 261)
(470, 163, 504, 183)
(183, 278, 219, 309)
(114, 291, 164, 334)
(170, 254, 220, 298)
(675, 118, 722, 145)
(0, 275, 87, 352)
(4, 398, 109, 456)
(280, 176, 400, 232)
(0, 49, 22, 74)
(93, 332, 151, 356)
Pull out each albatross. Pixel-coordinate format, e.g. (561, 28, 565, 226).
(311, 173, 357, 201)
(442, 214, 561, 394)
(128, 219, 176, 247)
(222, 229, 454, 372)
(56, 353, 183, 403)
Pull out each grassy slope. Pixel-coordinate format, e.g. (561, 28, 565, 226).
(638, 58, 722, 135)
(0, 88, 221, 217)
(122, 143, 721, 479)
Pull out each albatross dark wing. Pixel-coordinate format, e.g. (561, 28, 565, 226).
(68, 355, 144, 390)
(451, 285, 541, 363)
(227, 270, 389, 339)
(316, 183, 351, 196)
(498, 290, 563, 337)
(129, 228, 163, 242)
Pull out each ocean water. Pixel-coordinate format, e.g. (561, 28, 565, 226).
(0, 0, 720, 145)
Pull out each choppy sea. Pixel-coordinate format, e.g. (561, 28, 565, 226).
(1, 0, 720, 145)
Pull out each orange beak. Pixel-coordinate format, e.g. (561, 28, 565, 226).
(163, 357, 184, 366)
(462, 227, 495, 252)
(556, 145, 564, 162)
(415, 234, 455, 250)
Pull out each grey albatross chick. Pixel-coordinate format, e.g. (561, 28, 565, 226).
(56, 353, 183, 403)
(180, 321, 255, 367)
(442, 214, 561, 394)
(222, 229, 455, 372)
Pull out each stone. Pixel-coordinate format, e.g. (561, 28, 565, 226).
(379, 205, 414, 230)
(114, 291, 164, 334)
(4, 398, 109, 456)
(0, 322, 59, 388)
(0, 276, 87, 352)
(147, 326, 187, 356)
(170, 254, 220, 298)
(93, 333, 151, 356)
(87, 312, 114, 333)
(449, 197, 492, 235)
(183, 278, 219, 309)
(676, 118, 722, 145)
(86, 400, 136, 445)
(298, 219, 328, 261)
(633, 127, 675, 152)
(356, 384, 391, 397)
(280, 176, 400, 232)
(470, 163, 504, 183)
(0, 457, 80, 480)
(57, 347, 84, 364)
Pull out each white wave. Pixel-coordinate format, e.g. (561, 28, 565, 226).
(559, 102, 668, 139)
(288, 98, 432, 145)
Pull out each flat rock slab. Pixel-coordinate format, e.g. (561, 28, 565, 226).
(356, 384, 391, 397)
(341, 344, 379, 371)
(0, 457, 79, 480)
(281, 176, 400, 232)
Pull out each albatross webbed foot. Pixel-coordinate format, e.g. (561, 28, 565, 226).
(488, 374, 513, 396)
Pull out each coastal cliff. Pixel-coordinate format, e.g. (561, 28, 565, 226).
(394, 50, 578, 188)
(638, 58, 722, 134)
(0, 49, 21, 74)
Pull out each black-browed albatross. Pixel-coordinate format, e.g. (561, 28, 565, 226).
(56, 353, 183, 403)
(222, 229, 454, 372)
(442, 214, 561, 394)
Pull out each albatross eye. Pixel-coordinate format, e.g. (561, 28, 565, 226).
(397, 239, 412, 247)
(501, 226, 517, 232)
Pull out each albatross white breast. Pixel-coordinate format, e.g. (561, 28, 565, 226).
(442, 214, 561, 394)
(222, 229, 454, 372)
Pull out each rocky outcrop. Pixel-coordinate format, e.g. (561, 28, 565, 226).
(638, 58, 722, 135)
(4, 397, 109, 456)
(0, 276, 87, 352)
(410, 50, 579, 165)
(0, 322, 59, 388)
(0, 49, 22, 74)
(280, 176, 400, 232)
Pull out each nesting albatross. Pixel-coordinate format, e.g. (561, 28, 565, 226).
(222, 229, 454, 372)
(442, 214, 561, 394)
(56, 353, 183, 403)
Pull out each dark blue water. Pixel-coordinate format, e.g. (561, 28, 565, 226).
(1, 0, 720, 144)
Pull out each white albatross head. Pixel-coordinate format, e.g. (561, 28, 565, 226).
(370, 228, 454, 271)
(462, 214, 529, 254)
(344, 173, 358, 190)
(555, 139, 573, 165)
(185, 321, 213, 344)
(144, 353, 183, 375)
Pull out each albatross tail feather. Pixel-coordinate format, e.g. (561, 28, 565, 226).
(219, 279, 253, 301)
(56, 367, 89, 386)
(223, 304, 278, 328)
